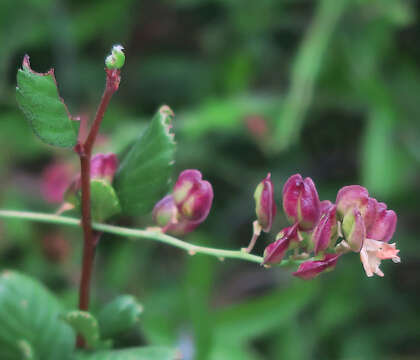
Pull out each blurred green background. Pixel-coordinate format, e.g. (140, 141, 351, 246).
(0, 0, 419, 359)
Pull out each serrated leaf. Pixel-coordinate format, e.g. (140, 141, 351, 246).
(114, 105, 176, 216)
(98, 295, 143, 338)
(74, 346, 179, 360)
(90, 179, 121, 222)
(63, 311, 101, 349)
(16, 55, 78, 148)
(0, 270, 75, 360)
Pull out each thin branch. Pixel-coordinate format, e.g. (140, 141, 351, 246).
(0, 210, 302, 266)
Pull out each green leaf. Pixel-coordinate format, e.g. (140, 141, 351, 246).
(16, 55, 77, 148)
(0, 270, 75, 360)
(90, 179, 122, 222)
(98, 295, 143, 338)
(63, 311, 101, 349)
(114, 105, 176, 216)
(74, 346, 179, 360)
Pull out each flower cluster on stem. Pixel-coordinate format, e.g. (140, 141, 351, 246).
(249, 174, 400, 279)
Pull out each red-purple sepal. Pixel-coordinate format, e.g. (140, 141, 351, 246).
(282, 174, 320, 231)
(90, 153, 118, 183)
(292, 254, 340, 280)
(312, 201, 337, 255)
(262, 224, 299, 265)
(254, 173, 277, 232)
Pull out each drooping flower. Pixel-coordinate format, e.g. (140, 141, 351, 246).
(173, 169, 214, 223)
(154, 169, 213, 236)
(359, 239, 400, 277)
(282, 174, 320, 231)
(293, 254, 340, 280)
(263, 224, 299, 265)
(336, 185, 399, 277)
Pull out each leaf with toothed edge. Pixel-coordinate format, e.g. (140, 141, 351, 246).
(16, 55, 78, 148)
(114, 105, 176, 216)
(0, 271, 75, 360)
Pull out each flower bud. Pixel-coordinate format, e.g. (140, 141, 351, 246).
(336, 185, 369, 219)
(153, 195, 201, 236)
(282, 174, 320, 231)
(254, 173, 277, 232)
(90, 153, 118, 183)
(342, 208, 365, 252)
(173, 170, 213, 223)
(105, 45, 125, 70)
(263, 224, 299, 265)
(293, 254, 339, 280)
(312, 201, 338, 255)
(366, 202, 397, 243)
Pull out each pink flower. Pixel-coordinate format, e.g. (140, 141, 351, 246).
(336, 185, 399, 277)
(293, 254, 340, 280)
(359, 239, 400, 277)
(282, 174, 320, 231)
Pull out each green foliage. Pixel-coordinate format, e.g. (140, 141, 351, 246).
(16, 58, 78, 148)
(98, 295, 143, 338)
(63, 311, 102, 349)
(74, 346, 178, 360)
(0, 271, 74, 360)
(90, 180, 122, 222)
(114, 106, 176, 216)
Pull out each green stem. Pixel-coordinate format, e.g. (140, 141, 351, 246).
(0, 210, 302, 266)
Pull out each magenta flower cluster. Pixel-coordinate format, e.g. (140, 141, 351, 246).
(254, 174, 400, 279)
(153, 169, 214, 236)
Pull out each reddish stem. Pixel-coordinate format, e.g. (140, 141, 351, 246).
(76, 68, 120, 348)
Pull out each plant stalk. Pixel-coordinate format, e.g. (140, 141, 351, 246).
(75, 69, 120, 347)
(0, 210, 307, 267)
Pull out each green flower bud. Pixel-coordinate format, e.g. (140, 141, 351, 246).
(105, 45, 125, 69)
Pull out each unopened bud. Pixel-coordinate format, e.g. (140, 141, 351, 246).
(312, 201, 338, 255)
(90, 153, 118, 183)
(105, 45, 125, 70)
(263, 224, 299, 265)
(293, 254, 339, 280)
(254, 173, 276, 232)
(342, 208, 365, 252)
(173, 169, 213, 223)
(282, 174, 320, 231)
